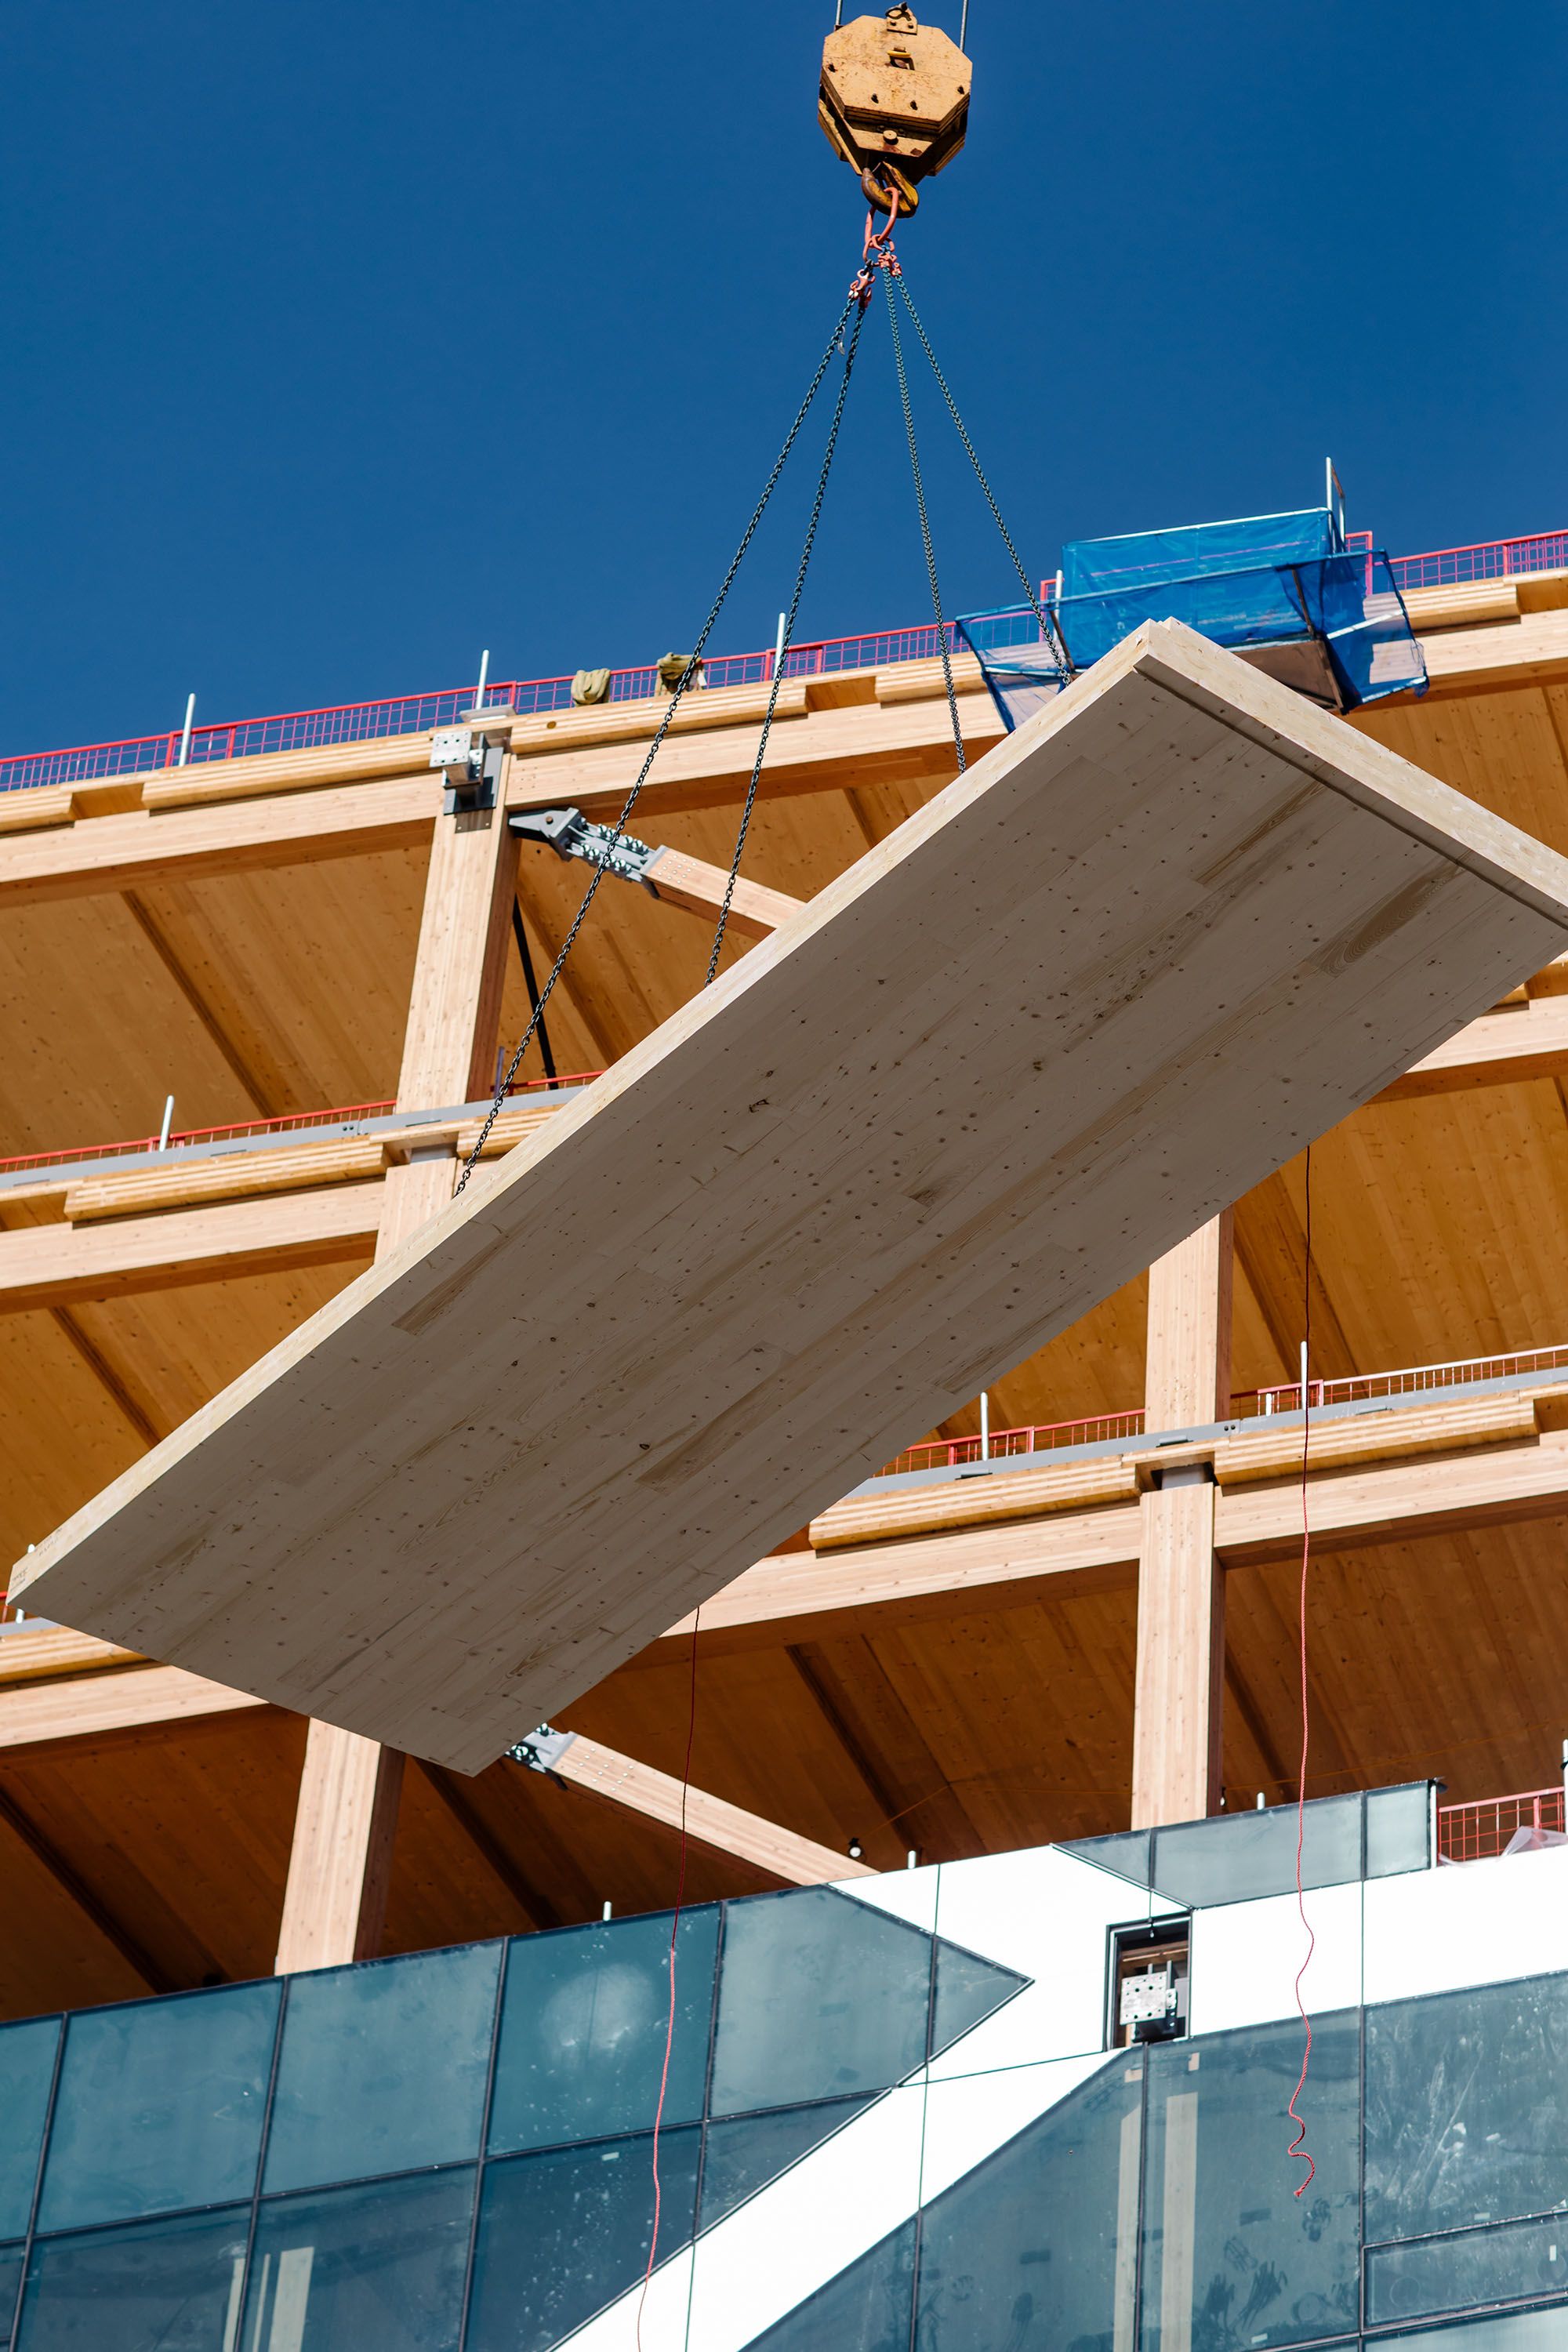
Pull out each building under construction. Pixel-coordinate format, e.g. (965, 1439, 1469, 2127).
(0, 512, 1565, 2349)
(4, 16, 1568, 2350)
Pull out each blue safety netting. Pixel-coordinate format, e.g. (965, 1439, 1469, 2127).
(955, 606, 1068, 733)
(1061, 507, 1341, 597)
(958, 506, 1428, 733)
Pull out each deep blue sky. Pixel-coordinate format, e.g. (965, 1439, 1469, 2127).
(2, 2, 1563, 753)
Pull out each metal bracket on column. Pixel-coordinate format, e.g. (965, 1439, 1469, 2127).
(1151, 1461, 1217, 1490)
(506, 1723, 578, 1785)
(510, 804, 669, 895)
(430, 709, 514, 817)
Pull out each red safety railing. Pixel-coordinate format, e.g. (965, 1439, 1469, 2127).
(0, 622, 960, 797)
(1439, 1785, 1566, 1862)
(1248, 1341, 1568, 1419)
(880, 1408, 1147, 1478)
(1388, 531, 1568, 594)
(877, 1338, 1568, 1484)
(7, 521, 1568, 799)
(0, 1071, 603, 1182)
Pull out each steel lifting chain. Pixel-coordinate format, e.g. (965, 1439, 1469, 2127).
(706, 299, 869, 984)
(881, 253, 967, 776)
(456, 286, 863, 1193)
(892, 271, 1073, 678)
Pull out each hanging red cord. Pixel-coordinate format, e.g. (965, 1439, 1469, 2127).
(1287, 1144, 1316, 2198)
(636, 1601, 702, 2350)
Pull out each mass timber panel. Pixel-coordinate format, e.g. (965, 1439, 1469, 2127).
(1144, 1214, 1233, 1429)
(0, 1264, 365, 1565)
(0, 1186, 380, 1313)
(0, 849, 426, 1163)
(0, 777, 438, 910)
(659, 1399, 1568, 1650)
(1131, 1477, 1224, 1828)
(1222, 1514, 1568, 1808)
(547, 1733, 873, 1886)
(65, 1138, 387, 1222)
(1378, 993, 1568, 1098)
(646, 848, 801, 941)
(20, 620, 1568, 1772)
(274, 1723, 404, 1972)
(0, 691, 985, 914)
(278, 793, 519, 1971)
(1134, 1215, 1232, 1825)
(0, 1708, 305, 2020)
(0, 1663, 263, 1751)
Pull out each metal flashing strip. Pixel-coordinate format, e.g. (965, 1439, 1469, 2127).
(851, 1363, 1568, 1499)
(0, 1091, 583, 1196)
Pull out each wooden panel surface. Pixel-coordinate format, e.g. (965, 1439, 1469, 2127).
(17, 621, 1568, 1772)
(65, 1138, 387, 1222)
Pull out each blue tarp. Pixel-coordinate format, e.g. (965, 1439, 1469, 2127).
(1060, 508, 1340, 597)
(960, 506, 1427, 731)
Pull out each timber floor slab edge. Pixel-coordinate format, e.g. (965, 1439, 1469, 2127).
(15, 620, 1568, 1773)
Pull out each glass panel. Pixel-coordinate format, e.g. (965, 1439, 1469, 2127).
(1062, 1827, 1153, 1889)
(1140, 2013, 1360, 2350)
(15, 2205, 249, 2352)
(1367, 1782, 1432, 1878)
(1365, 1973, 1568, 2243)
(931, 1940, 1026, 2061)
(488, 1911, 717, 2157)
(913, 2056, 1144, 2349)
(1367, 2213, 1568, 2325)
(37, 1982, 279, 2234)
(263, 1938, 495, 2192)
(263, 1943, 499, 2193)
(710, 1889, 932, 2116)
(742, 2217, 916, 2350)
(0, 2020, 58, 2241)
(240, 2169, 474, 2352)
(466, 2127, 700, 2352)
(700, 2098, 873, 2230)
(1376, 2313, 1568, 2352)
(1151, 1794, 1363, 1907)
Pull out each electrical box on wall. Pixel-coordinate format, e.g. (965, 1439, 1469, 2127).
(1109, 1918, 1190, 2047)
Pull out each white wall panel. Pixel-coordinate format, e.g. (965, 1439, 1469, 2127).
(1188, 1880, 1363, 2035)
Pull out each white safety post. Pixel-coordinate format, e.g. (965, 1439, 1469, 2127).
(176, 693, 196, 768)
(979, 1388, 990, 1459)
(158, 1095, 175, 1153)
(772, 611, 786, 681)
(475, 648, 490, 710)
(960, 0, 971, 48)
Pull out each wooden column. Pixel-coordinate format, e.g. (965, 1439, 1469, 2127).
(1131, 1214, 1232, 1830)
(276, 768, 518, 1973)
(379, 783, 521, 1250)
(274, 1720, 406, 1972)
(1144, 1211, 1233, 1431)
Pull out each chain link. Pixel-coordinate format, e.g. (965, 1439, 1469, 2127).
(456, 288, 862, 1193)
(895, 271, 1074, 679)
(705, 300, 868, 987)
(883, 269, 965, 776)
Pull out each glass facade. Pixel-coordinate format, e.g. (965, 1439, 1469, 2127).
(1067, 1782, 1433, 1908)
(0, 1846, 1566, 2350)
(0, 1889, 1025, 2351)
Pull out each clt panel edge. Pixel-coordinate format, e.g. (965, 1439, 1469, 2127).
(14, 619, 1568, 1772)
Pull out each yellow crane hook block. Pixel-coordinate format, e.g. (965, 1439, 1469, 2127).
(819, 6, 971, 211)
